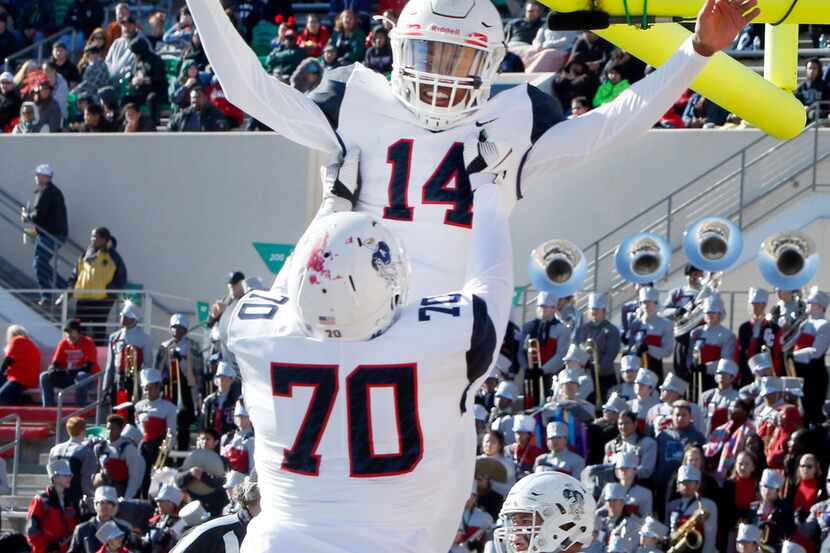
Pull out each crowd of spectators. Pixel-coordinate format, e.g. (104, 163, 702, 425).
(0, 0, 827, 135)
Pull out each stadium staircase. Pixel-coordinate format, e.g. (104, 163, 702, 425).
(516, 119, 830, 321)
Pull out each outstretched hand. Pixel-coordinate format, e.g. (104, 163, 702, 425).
(692, 0, 761, 57)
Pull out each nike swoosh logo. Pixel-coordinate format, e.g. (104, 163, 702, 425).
(482, 21, 493, 28)
(530, 491, 542, 496)
(475, 118, 498, 127)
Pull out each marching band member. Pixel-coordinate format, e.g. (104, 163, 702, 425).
(771, 288, 806, 329)
(67, 486, 136, 553)
(647, 373, 705, 436)
(220, 400, 255, 475)
(143, 485, 184, 553)
(736, 522, 762, 553)
(737, 287, 782, 381)
(450, 489, 493, 553)
(575, 292, 621, 392)
(533, 421, 585, 477)
(488, 380, 516, 446)
(93, 415, 144, 499)
(94, 520, 133, 553)
(628, 368, 660, 433)
(504, 414, 545, 479)
(627, 287, 673, 380)
(740, 351, 776, 405)
(615, 451, 653, 518)
(754, 469, 797, 549)
(519, 292, 571, 392)
(604, 410, 658, 481)
(548, 367, 596, 421)
(689, 296, 737, 390)
(557, 295, 582, 340)
(636, 516, 668, 553)
(103, 303, 151, 408)
(200, 361, 240, 438)
(666, 465, 718, 553)
(791, 287, 830, 426)
(26, 459, 79, 553)
(559, 344, 595, 402)
(755, 376, 786, 428)
(699, 359, 740, 435)
(611, 355, 640, 401)
(135, 369, 176, 497)
(48, 416, 96, 507)
(596, 482, 643, 553)
(154, 313, 203, 452)
(661, 264, 704, 379)
(621, 283, 654, 347)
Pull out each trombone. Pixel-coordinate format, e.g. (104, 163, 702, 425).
(125, 344, 141, 404)
(584, 338, 603, 411)
(525, 338, 544, 408)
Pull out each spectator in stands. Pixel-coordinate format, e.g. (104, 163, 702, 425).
(0, 325, 41, 404)
(98, 86, 120, 126)
(0, 14, 20, 63)
(320, 44, 339, 71)
(553, 58, 598, 116)
(26, 459, 79, 553)
(523, 27, 577, 73)
(602, 48, 646, 85)
(92, 416, 145, 499)
(329, 10, 366, 67)
(124, 36, 167, 125)
(795, 58, 829, 121)
(12, 101, 50, 133)
(65, 0, 104, 41)
(22, 163, 68, 305)
(72, 44, 109, 101)
(121, 102, 156, 132)
(51, 42, 80, 88)
(106, 18, 148, 80)
(504, 2, 544, 59)
(593, 65, 630, 107)
(168, 86, 228, 131)
(32, 81, 62, 132)
(69, 227, 128, 344)
(42, 61, 69, 120)
(146, 12, 167, 51)
(18, 0, 56, 45)
(49, 416, 96, 504)
(0, 71, 21, 132)
(180, 31, 208, 71)
(704, 398, 756, 483)
(297, 13, 329, 58)
(265, 28, 304, 82)
(289, 58, 324, 93)
(67, 486, 135, 553)
(162, 6, 195, 53)
(42, 319, 98, 407)
(170, 60, 208, 110)
(105, 4, 132, 50)
(328, 0, 371, 30)
(363, 27, 392, 75)
(207, 77, 244, 128)
(682, 92, 729, 128)
(79, 27, 107, 69)
(568, 31, 612, 75)
(790, 453, 823, 523)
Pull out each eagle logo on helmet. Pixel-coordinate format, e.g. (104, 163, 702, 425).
(562, 486, 585, 517)
(371, 241, 399, 285)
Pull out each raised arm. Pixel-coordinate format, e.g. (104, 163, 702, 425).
(186, 0, 341, 153)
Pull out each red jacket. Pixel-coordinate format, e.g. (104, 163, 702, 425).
(26, 487, 79, 553)
(51, 336, 99, 374)
(297, 26, 330, 57)
(207, 84, 244, 128)
(4, 335, 42, 388)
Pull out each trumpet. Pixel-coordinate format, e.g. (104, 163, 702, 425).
(584, 338, 602, 411)
(525, 338, 544, 408)
(153, 432, 171, 471)
(667, 502, 709, 553)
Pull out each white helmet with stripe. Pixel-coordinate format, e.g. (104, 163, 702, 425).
(390, 0, 506, 131)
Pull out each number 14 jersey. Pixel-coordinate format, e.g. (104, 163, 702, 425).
(227, 288, 497, 552)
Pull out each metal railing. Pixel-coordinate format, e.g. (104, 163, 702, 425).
(0, 415, 21, 495)
(518, 120, 830, 321)
(2, 27, 79, 73)
(55, 372, 103, 445)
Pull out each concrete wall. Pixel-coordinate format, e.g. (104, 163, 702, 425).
(0, 129, 827, 307)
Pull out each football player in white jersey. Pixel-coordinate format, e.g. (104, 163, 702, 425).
(494, 471, 596, 553)
(225, 168, 513, 552)
(187, 0, 758, 300)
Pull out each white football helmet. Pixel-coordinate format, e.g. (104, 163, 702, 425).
(390, 0, 506, 131)
(286, 211, 409, 341)
(494, 472, 596, 553)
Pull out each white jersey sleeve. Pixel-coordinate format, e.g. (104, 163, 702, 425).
(520, 36, 710, 187)
(186, 0, 341, 154)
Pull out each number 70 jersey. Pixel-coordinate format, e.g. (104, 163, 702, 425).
(227, 288, 498, 552)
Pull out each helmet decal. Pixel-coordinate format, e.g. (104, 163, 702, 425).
(306, 232, 341, 285)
